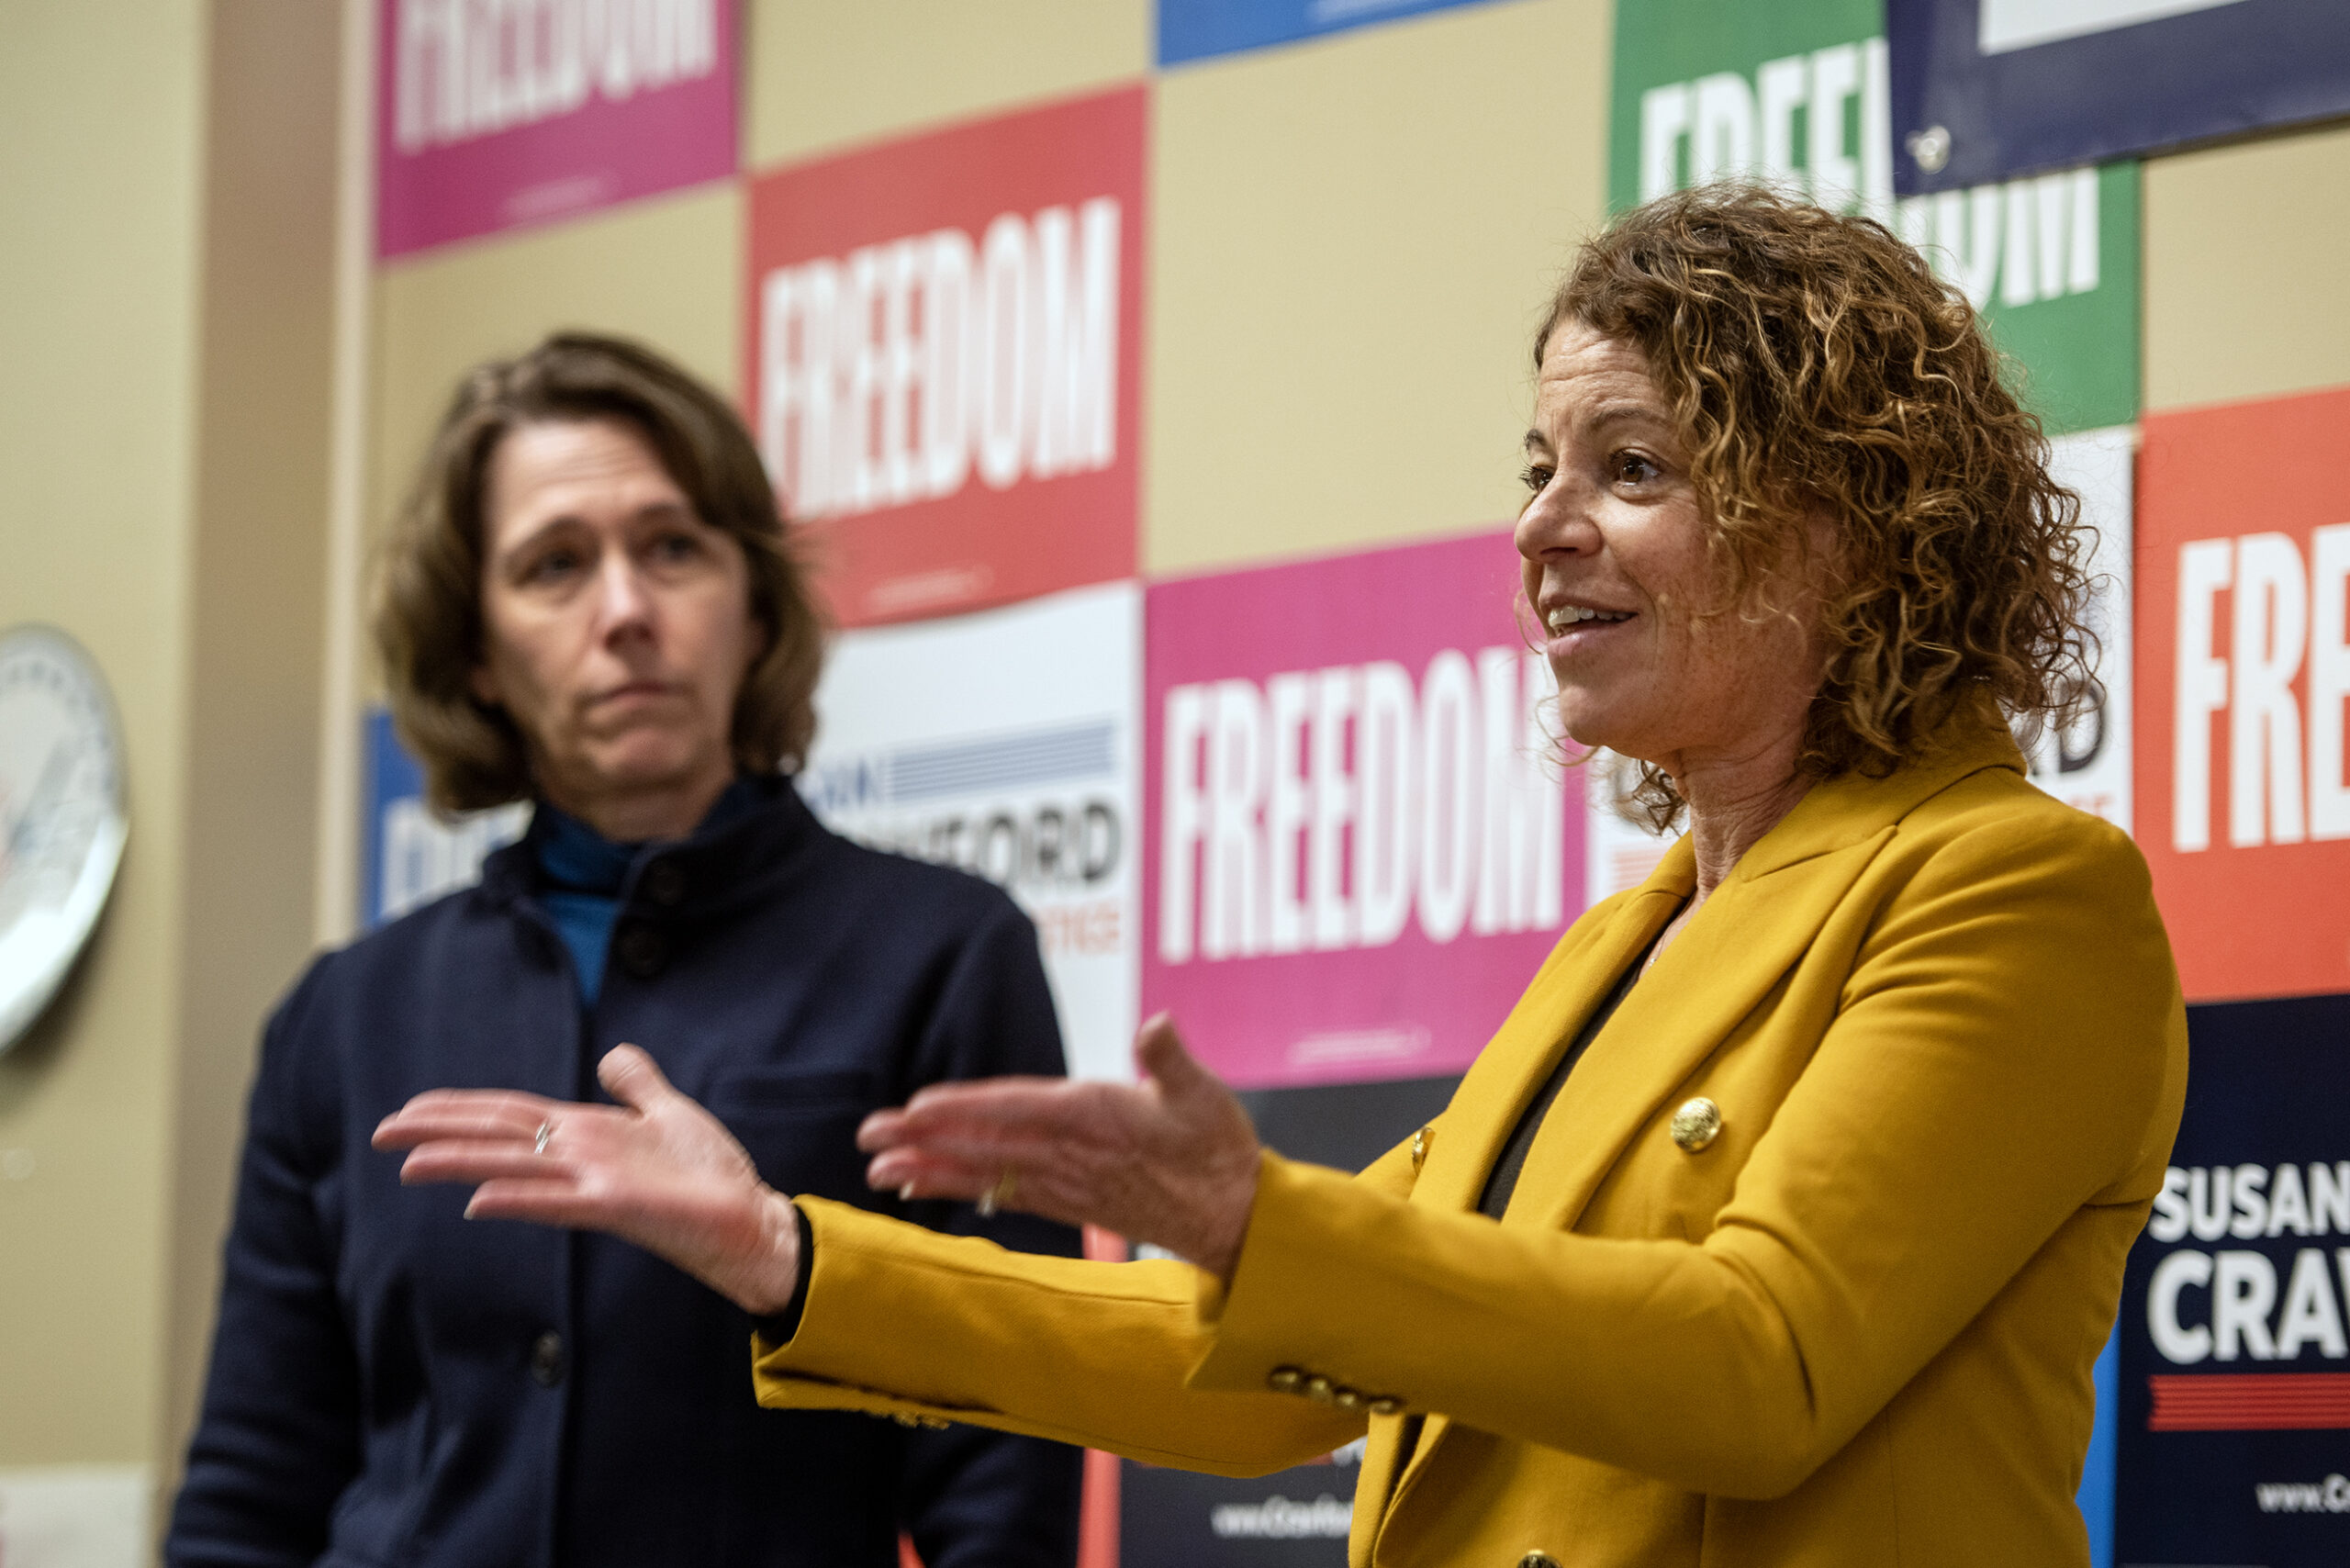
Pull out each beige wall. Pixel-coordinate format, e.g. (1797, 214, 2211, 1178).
(0, 0, 207, 1468)
(1146, 0, 1609, 575)
(166, 0, 341, 1483)
(0, 0, 338, 1511)
(2143, 121, 2350, 413)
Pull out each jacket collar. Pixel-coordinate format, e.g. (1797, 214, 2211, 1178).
(477, 772, 825, 919)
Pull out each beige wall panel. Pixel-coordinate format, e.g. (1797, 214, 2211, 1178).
(1147, 0, 1611, 577)
(2145, 122, 2350, 412)
(165, 0, 341, 1484)
(744, 0, 1148, 168)
(0, 0, 206, 1463)
(369, 184, 742, 553)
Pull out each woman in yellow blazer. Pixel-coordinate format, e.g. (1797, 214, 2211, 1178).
(379, 189, 2188, 1567)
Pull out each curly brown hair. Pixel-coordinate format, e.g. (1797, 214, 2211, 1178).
(374, 332, 826, 813)
(1539, 185, 2097, 827)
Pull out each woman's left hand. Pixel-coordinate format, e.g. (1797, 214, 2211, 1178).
(857, 1014, 1262, 1281)
(372, 1045, 805, 1315)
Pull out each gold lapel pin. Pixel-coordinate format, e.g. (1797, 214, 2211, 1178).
(1669, 1098, 1723, 1153)
(1411, 1125, 1433, 1171)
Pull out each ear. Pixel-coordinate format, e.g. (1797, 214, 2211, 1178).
(468, 661, 502, 709)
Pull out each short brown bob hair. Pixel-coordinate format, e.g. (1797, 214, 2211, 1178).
(375, 331, 824, 813)
(1541, 186, 2096, 823)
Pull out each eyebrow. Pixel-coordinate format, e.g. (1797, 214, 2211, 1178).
(1588, 398, 1668, 432)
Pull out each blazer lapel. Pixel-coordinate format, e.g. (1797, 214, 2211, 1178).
(1409, 866, 1695, 1218)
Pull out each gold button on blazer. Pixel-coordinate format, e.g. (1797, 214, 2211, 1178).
(754, 718, 2188, 1567)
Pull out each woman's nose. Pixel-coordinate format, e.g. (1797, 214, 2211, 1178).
(594, 555, 655, 635)
(1515, 475, 1598, 562)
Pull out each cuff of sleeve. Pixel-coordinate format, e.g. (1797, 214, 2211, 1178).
(752, 1201, 815, 1344)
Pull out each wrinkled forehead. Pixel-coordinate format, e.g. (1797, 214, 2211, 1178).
(1528, 326, 1675, 447)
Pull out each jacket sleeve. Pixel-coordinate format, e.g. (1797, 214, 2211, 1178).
(164, 967, 363, 1567)
(891, 894, 1086, 1568)
(751, 1127, 1425, 1476)
(1184, 811, 2187, 1498)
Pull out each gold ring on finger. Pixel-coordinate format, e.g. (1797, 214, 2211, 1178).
(977, 1168, 1016, 1218)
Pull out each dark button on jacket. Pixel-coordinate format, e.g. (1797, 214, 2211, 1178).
(166, 780, 1082, 1568)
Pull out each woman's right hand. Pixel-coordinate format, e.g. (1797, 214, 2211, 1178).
(373, 1045, 805, 1316)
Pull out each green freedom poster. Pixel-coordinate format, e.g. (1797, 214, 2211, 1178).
(1606, 0, 2140, 434)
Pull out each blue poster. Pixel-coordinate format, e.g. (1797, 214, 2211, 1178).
(1886, 0, 2350, 194)
(360, 706, 528, 930)
(1158, 0, 1517, 67)
(2116, 992, 2350, 1565)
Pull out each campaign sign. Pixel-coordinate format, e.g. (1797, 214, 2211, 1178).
(1886, 0, 2350, 196)
(1144, 531, 1580, 1092)
(377, 0, 738, 260)
(797, 582, 1143, 1083)
(2137, 388, 2350, 1003)
(1610, 0, 2141, 434)
(746, 88, 1145, 628)
(361, 706, 529, 928)
(2116, 991, 2350, 1566)
(1158, 0, 1516, 66)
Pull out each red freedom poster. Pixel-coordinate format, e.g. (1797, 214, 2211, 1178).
(376, 0, 739, 259)
(2137, 386, 2350, 1003)
(746, 86, 1146, 627)
(1144, 531, 1584, 1092)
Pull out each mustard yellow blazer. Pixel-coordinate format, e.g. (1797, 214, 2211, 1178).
(754, 719, 2188, 1567)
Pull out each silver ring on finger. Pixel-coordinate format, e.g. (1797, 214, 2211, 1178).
(534, 1119, 555, 1156)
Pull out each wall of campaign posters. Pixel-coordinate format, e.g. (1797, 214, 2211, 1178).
(796, 582, 1145, 1085)
(744, 87, 1147, 629)
(376, 0, 738, 258)
(1887, 0, 2350, 195)
(339, 2, 2350, 1561)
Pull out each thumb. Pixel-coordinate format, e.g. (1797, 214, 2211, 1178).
(599, 1043, 677, 1111)
(1134, 1014, 1214, 1099)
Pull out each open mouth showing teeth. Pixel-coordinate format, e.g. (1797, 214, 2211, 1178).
(1547, 606, 1632, 633)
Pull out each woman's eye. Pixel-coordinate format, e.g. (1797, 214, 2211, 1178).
(1519, 465, 1554, 496)
(1611, 451, 1661, 486)
(650, 531, 704, 564)
(523, 549, 582, 583)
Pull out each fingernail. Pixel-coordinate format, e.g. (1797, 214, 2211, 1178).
(899, 1182, 915, 1202)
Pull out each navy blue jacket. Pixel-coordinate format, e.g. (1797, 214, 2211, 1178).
(167, 779, 1082, 1568)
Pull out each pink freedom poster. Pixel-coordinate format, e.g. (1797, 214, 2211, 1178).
(1145, 532, 1585, 1092)
(377, 0, 738, 260)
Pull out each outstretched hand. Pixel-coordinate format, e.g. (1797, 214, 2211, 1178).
(371, 1045, 803, 1315)
(857, 1014, 1262, 1280)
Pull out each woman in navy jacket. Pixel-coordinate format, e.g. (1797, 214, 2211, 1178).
(164, 333, 1083, 1568)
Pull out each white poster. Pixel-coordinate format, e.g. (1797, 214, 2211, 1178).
(799, 581, 1143, 1082)
(2025, 424, 2134, 831)
(1584, 424, 2135, 901)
